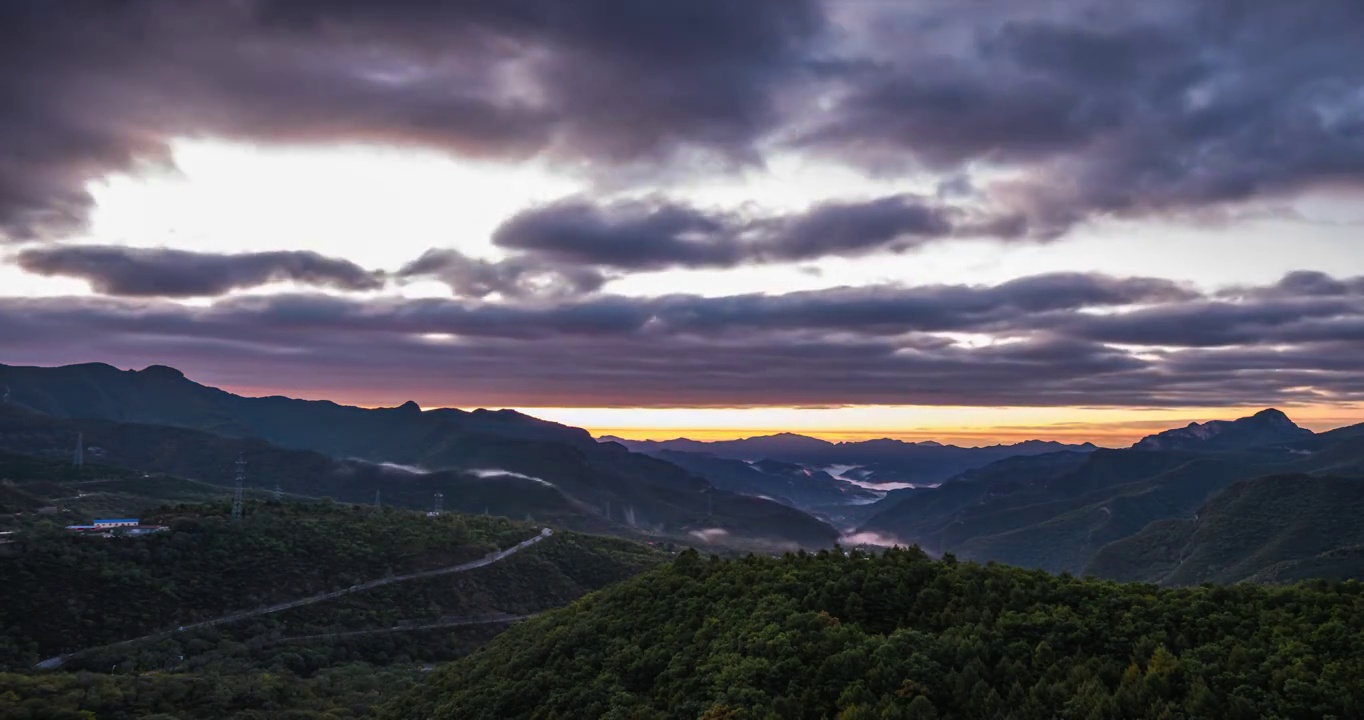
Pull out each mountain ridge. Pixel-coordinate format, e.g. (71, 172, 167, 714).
(0, 362, 839, 548)
(386, 544, 1364, 719)
(1085, 473, 1364, 585)
(602, 432, 1099, 455)
(1130, 407, 1313, 451)
(855, 408, 1364, 573)
(603, 432, 1101, 488)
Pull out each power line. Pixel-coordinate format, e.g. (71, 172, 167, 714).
(231, 455, 246, 521)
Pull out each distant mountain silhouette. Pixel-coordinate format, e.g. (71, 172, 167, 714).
(1131, 408, 1312, 451)
(857, 408, 1364, 575)
(1087, 473, 1364, 585)
(648, 450, 880, 515)
(604, 433, 1099, 486)
(0, 362, 838, 548)
(601, 432, 837, 459)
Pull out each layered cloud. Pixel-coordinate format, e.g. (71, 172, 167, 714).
(15, 246, 384, 297)
(3, 272, 1361, 408)
(4, 1, 1362, 416)
(802, 0, 1364, 234)
(0, 0, 823, 241)
(489, 194, 1026, 271)
(3, 1, 1361, 244)
(397, 249, 607, 300)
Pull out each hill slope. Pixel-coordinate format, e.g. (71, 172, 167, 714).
(647, 450, 879, 511)
(0, 503, 664, 668)
(1086, 474, 1364, 585)
(0, 377, 840, 548)
(0, 502, 666, 719)
(857, 413, 1364, 574)
(608, 433, 1098, 486)
(387, 547, 1364, 719)
(1131, 408, 1312, 451)
(0, 406, 626, 533)
(0, 449, 288, 529)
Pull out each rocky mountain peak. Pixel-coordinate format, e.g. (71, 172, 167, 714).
(139, 364, 186, 380)
(1132, 409, 1312, 452)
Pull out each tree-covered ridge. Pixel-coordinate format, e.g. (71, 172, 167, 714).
(390, 547, 1364, 720)
(0, 664, 421, 720)
(1086, 474, 1364, 586)
(0, 502, 661, 666)
(858, 424, 1364, 575)
(0, 502, 666, 719)
(0, 450, 284, 530)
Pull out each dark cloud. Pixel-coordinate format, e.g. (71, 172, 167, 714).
(643, 273, 1197, 336)
(2, 271, 1177, 342)
(0, 0, 825, 241)
(802, 0, 1364, 234)
(492, 200, 744, 270)
(2, 272, 1360, 408)
(8, 1, 1364, 416)
(14, 246, 383, 297)
(754, 195, 962, 258)
(1219, 271, 1364, 300)
(1057, 296, 1364, 348)
(398, 249, 606, 300)
(13, 244, 611, 301)
(3, 0, 1360, 266)
(491, 194, 1017, 271)
(8, 0, 1356, 251)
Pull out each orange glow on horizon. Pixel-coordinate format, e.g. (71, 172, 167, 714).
(591, 426, 1145, 447)
(586, 421, 1348, 448)
(202, 380, 1364, 449)
(530, 404, 1364, 448)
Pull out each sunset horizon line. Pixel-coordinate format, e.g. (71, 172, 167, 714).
(8, 360, 1363, 450)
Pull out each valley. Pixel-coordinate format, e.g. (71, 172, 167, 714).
(2, 362, 1363, 719)
(5, 1, 1362, 716)
(0, 363, 840, 550)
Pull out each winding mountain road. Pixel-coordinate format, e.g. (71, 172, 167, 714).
(35, 528, 553, 669)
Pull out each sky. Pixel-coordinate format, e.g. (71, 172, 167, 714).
(3, 0, 1364, 446)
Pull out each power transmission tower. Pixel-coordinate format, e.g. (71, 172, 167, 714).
(273, 480, 283, 502)
(231, 455, 246, 521)
(72, 432, 84, 468)
(374, 488, 381, 508)
(433, 492, 443, 516)
(1, 384, 10, 404)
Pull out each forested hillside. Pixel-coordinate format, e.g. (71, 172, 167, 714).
(390, 547, 1364, 720)
(858, 418, 1364, 574)
(0, 503, 661, 666)
(614, 433, 1097, 487)
(0, 409, 624, 534)
(0, 502, 664, 719)
(1086, 474, 1364, 585)
(647, 450, 879, 511)
(0, 450, 283, 530)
